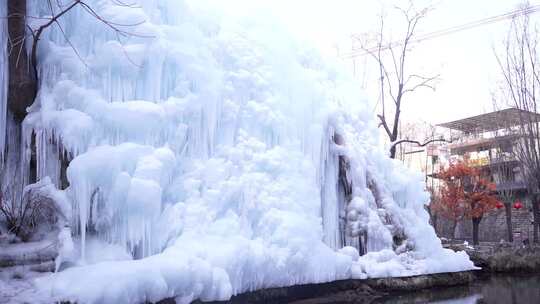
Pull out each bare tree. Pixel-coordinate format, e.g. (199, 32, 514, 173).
(495, 3, 540, 243)
(6, 0, 36, 122)
(490, 147, 517, 242)
(355, 1, 443, 159)
(4, 0, 143, 187)
(395, 121, 454, 163)
(2, 0, 145, 241)
(6, 0, 144, 122)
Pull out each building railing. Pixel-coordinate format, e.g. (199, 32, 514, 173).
(496, 180, 527, 191)
(449, 134, 520, 154)
(468, 155, 518, 167)
(468, 157, 490, 167)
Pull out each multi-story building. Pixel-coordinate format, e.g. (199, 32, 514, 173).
(433, 108, 540, 243)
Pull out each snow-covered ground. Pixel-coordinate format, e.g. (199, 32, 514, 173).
(1, 1, 474, 303)
(0, 270, 50, 304)
(0, 239, 56, 304)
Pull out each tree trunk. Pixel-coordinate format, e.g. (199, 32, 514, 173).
(534, 222, 539, 244)
(505, 203, 514, 243)
(389, 145, 397, 159)
(7, 0, 37, 122)
(432, 214, 438, 235)
(358, 235, 365, 256)
(426, 205, 438, 234)
(532, 194, 539, 243)
(472, 216, 482, 245)
(3, 1, 38, 202)
(451, 220, 457, 239)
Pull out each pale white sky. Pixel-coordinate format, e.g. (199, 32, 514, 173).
(263, 0, 540, 126)
(353, 0, 540, 125)
(369, 0, 540, 125)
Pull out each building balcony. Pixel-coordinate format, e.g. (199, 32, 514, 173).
(448, 134, 519, 155)
(465, 155, 520, 168)
(496, 180, 528, 192)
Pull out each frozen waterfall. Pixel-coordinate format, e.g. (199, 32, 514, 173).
(0, 1, 475, 303)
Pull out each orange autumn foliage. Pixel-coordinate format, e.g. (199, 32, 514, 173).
(433, 160, 500, 221)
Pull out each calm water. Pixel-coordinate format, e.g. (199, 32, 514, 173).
(375, 274, 540, 304)
(289, 274, 540, 304)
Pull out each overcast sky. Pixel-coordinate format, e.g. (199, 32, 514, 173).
(346, 0, 540, 125)
(264, 0, 540, 125)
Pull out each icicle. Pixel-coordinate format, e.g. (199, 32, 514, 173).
(35, 130, 62, 186)
(1, 113, 25, 205)
(320, 126, 342, 250)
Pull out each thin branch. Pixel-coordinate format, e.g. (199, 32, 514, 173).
(402, 74, 440, 94)
(30, 0, 82, 85)
(53, 20, 89, 68)
(377, 114, 393, 138)
(78, 1, 150, 38)
(391, 137, 453, 151)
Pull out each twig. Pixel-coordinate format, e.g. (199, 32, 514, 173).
(391, 137, 453, 150)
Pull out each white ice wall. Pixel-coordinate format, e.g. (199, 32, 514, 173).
(16, 1, 476, 303)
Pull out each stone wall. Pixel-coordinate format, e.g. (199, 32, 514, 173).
(435, 206, 534, 243)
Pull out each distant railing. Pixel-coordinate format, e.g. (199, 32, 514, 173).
(456, 155, 517, 167)
(468, 157, 490, 167)
(489, 156, 518, 165)
(449, 134, 520, 154)
(466, 155, 517, 167)
(496, 180, 527, 191)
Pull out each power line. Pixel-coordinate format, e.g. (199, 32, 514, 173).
(413, 5, 540, 42)
(343, 4, 540, 59)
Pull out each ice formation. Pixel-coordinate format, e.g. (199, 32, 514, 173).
(0, 0, 474, 303)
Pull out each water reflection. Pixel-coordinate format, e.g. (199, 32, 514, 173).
(431, 295, 482, 304)
(376, 274, 540, 304)
(374, 288, 481, 304)
(290, 275, 540, 304)
(476, 275, 540, 304)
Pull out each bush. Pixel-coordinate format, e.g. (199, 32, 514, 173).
(0, 179, 62, 241)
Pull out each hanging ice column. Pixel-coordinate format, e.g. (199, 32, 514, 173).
(320, 127, 358, 251)
(320, 120, 412, 255)
(320, 126, 343, 250)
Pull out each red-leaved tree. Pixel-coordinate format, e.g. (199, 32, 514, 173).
(430, 183, 465, 239)
(435, 160, 500, 245)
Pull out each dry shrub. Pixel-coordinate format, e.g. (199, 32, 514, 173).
(0, 182, 60, 241)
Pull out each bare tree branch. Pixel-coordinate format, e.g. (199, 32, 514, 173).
(357, 1, 438, 158)
(402, 74, 439, 94)
(494, 5, 540, 242)
(24, 0, 151, 93)
(391, 137, 453, 150)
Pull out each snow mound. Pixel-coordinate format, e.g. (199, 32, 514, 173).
(4, 0, 478, 303)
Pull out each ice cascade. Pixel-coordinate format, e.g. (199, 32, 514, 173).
(3, 0, 478, 303)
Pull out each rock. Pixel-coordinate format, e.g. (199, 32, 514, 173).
(0, 240, 57, 268)
(466, 245, 540, 273)
(181, 271, 477, 304)
(364, 271, 476, 291)
(188, 280, 379, 304)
